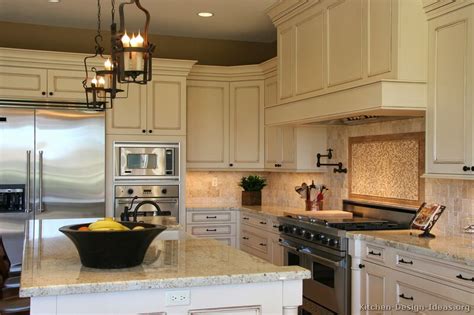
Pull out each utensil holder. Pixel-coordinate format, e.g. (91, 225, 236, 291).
(305, 200, 318, 211)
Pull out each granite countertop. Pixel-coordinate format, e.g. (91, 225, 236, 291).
(348, 230, 474, 267)
(186, 204, 313, 218)
(20, 218, 310, 298)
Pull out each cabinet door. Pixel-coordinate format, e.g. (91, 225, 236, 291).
(0, 66, 47, 98)
(187, 81, 229, 168)
(106, 83, 146, 134)
(270, 232, 284, 266)
(147, 75, 186, 135)
(367, 0, 393, 77)
(264, 76, 278, 108)
(426, 8, 474, 174)
(47, 69, 86, 100)
(294, 6, 325, 96)
(264, 126, 282, 168)
(360, 261, 391, 315)
(278, 23, 295, 101)
(229, 81, 264, 169)
(327, 0, 364, 87)
(280, 126, 296, 169)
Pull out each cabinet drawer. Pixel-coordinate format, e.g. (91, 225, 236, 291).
(395, 252, 474, 290)
(394, 270, 473, 313)
(363, 243, 386, 264)
(240, 212, 271, 230)
(240, 228, 269, 255)
(240, 244, 269, 262)
(196, 236, 237, 248)
(187, 211, 236, 224)
(187, 224, 235, 236)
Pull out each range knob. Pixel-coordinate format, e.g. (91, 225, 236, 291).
(292, 227, 298, 234)
(328, 239, 338, 247)
(278, 225, 284, 232)
(322, 238, 329, 245)
(127, 188, 134, 195)
(314, 234, 322, 241)
(304, 231, 314, 240)
(297, 229, 305, 236)
(161, 188, 167, 194)
(283, 225, 291, 233)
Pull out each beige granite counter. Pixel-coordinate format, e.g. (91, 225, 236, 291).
(20, 218, 310, 298)
(348, 230, 474, 267)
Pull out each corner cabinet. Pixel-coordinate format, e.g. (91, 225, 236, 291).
(106, 59, 196, 136)
(425, 3, 474, 177)
(186, 65, 266, 170)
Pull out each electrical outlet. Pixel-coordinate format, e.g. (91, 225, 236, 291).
(165, 290, 190, 306)
(211, 177, 218, 187)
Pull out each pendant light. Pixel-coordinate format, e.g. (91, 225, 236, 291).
(83, 0, 122, 109)
(111, 0, 155, 84)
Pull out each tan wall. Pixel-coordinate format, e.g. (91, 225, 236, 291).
(0, 21, 276, 66)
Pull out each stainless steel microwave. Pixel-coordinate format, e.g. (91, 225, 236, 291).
(114, 142, 179, 180)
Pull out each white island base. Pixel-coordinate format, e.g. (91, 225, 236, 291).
(31, 280, 302, 315)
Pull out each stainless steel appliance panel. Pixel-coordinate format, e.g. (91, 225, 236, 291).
(34, 109, 105, 218)
(114, 143, 179, 180)
(0, 108, 34, 264)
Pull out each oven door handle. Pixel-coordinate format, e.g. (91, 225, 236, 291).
(299, 247, 343, 268)
(278, 241, 299, 252)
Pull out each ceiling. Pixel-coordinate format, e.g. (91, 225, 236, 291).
(0, 0, 278, 43)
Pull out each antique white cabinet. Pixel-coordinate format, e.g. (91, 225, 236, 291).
(186, 65, 266, 170)
(425, 2, 474, 177)
(106, 59, 195, 136)
(266, 0, 428, 125)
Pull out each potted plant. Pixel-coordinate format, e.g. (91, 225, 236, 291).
(239, 175, 267, 206)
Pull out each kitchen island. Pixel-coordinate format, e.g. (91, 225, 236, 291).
(20, 218, 310, 315)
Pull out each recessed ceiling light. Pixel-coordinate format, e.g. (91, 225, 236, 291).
(197, 12, 214, 18)
(48, 0, 60, 3)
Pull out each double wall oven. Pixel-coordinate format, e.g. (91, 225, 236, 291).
(113, 142, 181, 222)
(279, 200, 416, 315)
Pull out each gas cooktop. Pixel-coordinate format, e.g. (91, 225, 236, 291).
(285, 214, 407, 231)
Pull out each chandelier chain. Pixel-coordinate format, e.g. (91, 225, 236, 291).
(97, 0, 102, 36)
(111, 0, 116, 23)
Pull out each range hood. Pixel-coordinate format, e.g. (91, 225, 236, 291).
(265, 80, 426, 126)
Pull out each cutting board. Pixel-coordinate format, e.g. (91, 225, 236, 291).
(284, 210, 353, 219)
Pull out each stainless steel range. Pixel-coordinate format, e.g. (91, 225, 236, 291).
(278, 200, 416, 315)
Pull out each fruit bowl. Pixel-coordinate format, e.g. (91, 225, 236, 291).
(59, 221, 166, 269)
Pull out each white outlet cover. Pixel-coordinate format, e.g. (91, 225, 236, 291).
(211, 177, 218, 187)
(165, 290, 191, 306)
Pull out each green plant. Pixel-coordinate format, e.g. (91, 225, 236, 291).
(238, 175, 267, 192)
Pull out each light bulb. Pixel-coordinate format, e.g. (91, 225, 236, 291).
(91, 76, 98, 86)
(130, 33, 138, 48)
(98, 77, 105, 87)
(135, 31, 144, 48)
(104, 58, 113, 70)
(121, 31, 131, 47)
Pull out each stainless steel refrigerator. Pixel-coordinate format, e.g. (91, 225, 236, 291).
(0, 107, 105, 264)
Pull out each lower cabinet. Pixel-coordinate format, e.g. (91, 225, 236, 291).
(239, 211, 283, 266)
(185, 209, 238, 248)
(351, 239, 474, 315)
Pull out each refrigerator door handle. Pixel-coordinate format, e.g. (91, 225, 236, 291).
(25, 150, 32, 213)
(38, 150, 44, 213)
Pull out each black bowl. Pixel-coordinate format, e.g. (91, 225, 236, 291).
(59, 222, 166, 269)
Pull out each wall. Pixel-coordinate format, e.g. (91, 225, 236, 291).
(325, 118, 473, 237)
(187, 118, 474, 237)
(186, 171, 326, 209)
(0, 21, 277, 66)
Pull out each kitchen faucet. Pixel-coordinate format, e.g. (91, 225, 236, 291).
(132, 200, 163, 222)
(120, 197, 171, 222)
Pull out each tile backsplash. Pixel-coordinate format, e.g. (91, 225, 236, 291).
(186, 118, 474, 237)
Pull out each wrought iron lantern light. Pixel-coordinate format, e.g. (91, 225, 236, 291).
(83, 0, 122, 109)
(111, 0, 155, 84)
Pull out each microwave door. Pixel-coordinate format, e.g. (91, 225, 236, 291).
(120, 147, 166, 177)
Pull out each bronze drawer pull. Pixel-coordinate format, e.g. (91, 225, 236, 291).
(399, 293, 414, 301)
(242, 237, 249, 240)
(259, 243, 267, 247)
(206, 228, 217, 232)
(243, 217, 249, 220)
(358, 264, 365, 269)
(398, 258, 413, 265)
(368, 250, 382, 256)
(259, 221, 267, 225)
(273, 225, 279, 228)
(206, 216, 217, 219)
(456, 274, 474, 282)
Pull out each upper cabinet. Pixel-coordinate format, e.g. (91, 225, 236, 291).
(106, 59, 195, 136)
(425, 1, 474, 177)
(266, 0, 428, 125)
(186, 66, 265, 170)
(0, 66, 85, 100)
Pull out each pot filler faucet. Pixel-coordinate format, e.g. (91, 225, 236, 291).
(120, 196, 171, 222)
